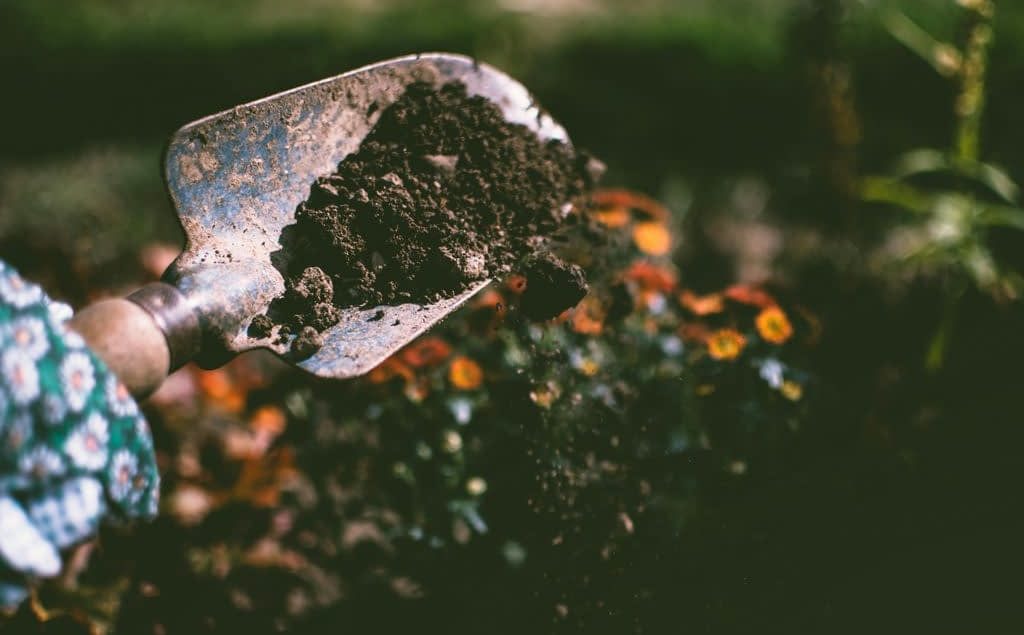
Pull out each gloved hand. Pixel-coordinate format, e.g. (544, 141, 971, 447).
(0, 261, 160, 609)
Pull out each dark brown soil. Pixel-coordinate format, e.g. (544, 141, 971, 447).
(291, 326, 324, 360)
(519, 252, 589, 320)
(247, 314, 274, 339)
(258, 80, 600, 350)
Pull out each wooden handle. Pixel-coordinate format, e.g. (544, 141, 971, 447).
(69, 298, 171, 399)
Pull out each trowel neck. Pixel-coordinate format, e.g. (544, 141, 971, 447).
(127, 282, 201, 373)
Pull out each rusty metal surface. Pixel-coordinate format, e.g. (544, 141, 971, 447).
(161, 53, 569, 378)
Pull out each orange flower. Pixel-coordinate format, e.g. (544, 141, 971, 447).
(679, 290, 724, 316)
(473, 289, 505, 310)
(592, 189, 671, 221)
(706, 329, 746, 361)
(570, 296, 605, 335)
(233, 448, 296, 508)
(400, 336, 452, 368)
(197, 368, 232, 399)
(368, 358, 413, 384)
(250, 405, 286, 437)
(632, 222, 672, 256)
(449, 356, 484, 390)
(755, 306, 793, 344)
(591, 189, 644, 209)
(470, 289, 508, 330)
(505, 274, 527, 294)
(723, 284, 776, 308)
(624, 261, 677, 292)
(196, 368, 245, 413)
(593, 206, 632, 228)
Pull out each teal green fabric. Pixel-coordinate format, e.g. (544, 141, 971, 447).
(0, 260, 159, 607)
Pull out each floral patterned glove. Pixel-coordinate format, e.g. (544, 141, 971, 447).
(0, 261, 160, 609)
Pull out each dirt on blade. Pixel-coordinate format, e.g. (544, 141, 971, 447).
(257, 80, 601, 355)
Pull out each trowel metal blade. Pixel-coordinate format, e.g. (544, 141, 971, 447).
(162, 53, 568, 378)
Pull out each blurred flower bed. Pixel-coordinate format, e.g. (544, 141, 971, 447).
(4, 189, 815, 633)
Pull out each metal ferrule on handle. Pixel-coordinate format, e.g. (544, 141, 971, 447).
(127, 282, 201, 373)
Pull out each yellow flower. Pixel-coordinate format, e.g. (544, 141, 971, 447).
(448, 356, 484, 390)
(706, 329, 746, 361)
(780, 380, 803, 401)
(632, 222, 672, 256)
(755, 306, 793, 345)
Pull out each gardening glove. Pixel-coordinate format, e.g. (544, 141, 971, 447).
(0, 260, 160, 610)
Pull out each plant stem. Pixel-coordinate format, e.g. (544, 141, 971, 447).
(953, 0, 995, 164)
(925, 282, 965, 372)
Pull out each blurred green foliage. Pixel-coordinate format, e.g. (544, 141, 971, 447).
(860, 0, 1024, 368)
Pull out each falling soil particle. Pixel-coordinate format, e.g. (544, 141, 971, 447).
(519, 252, 589, 321)
(259, 80, 601, 352)
(291, 326, 324, 360)
(248, 314, 274, 339)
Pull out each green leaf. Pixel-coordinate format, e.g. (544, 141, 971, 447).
(859, 176, 933, 213)
(882, 10, 961, 77)
(974, 162, 1020, 203)
(891, 148, 950, 179)
(887, 149, 1020, 204)
(974, 203, 1024, 231)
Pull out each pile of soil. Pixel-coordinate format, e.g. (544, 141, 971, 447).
(259, 80, 600, 354)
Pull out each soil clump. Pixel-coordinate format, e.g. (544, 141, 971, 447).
(256, 80, 600, 355)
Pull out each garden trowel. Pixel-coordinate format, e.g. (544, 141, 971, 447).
(69, 53, 570, 398)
